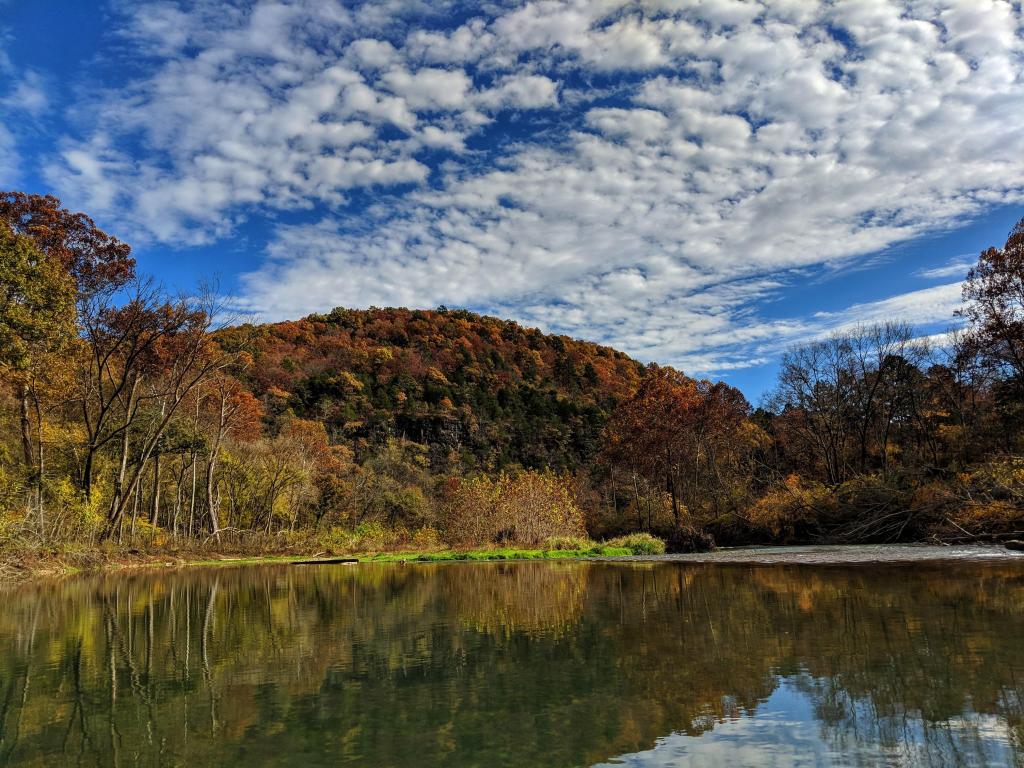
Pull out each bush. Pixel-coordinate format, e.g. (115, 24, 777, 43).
(440, 475, 497, 545)
(605, 532, 666, 555)
(315, 522, 399, 554)
(494, 470, 586, 546)
(748, 474, 834, 542)
(665, 525, 714, 553)
(441, 470, 585, 548)
(411, 525, 442, 550)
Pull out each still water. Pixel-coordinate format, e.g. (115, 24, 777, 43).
(0, 560, 1022, 767)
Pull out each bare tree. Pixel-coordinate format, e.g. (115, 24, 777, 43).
(72, 279, 237, 539)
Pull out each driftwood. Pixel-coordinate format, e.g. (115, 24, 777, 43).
(1006, 541, 1024, 552)
(291, 557, 359, 565)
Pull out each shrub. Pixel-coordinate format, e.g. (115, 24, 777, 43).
(748, 474, 834, 542)
(440, 470, 585, 548)
(411, 525, 442, 550)
(440, 475, 498, 546)
(665, 525, 715, 553)
(342, 522, 395, 553)
(493, 470, 585, 546)
(605, 532, 666, 555)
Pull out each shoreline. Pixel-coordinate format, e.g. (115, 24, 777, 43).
(602, 543, 1024, 565)
(3, 542, 1023, 583)
(0, 546, 629, 583)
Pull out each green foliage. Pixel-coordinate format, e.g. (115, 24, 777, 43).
(604, 532, 666, 555)
(544, 535, 596, 551)
(0, 221, 76, 374)
(226, 307, 643, 473)
(366, 544, 632, 562)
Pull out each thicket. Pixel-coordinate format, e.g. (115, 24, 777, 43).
(0, 191, 1022, 566)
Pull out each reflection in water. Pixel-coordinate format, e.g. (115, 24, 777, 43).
(0, 561, 1021, 767)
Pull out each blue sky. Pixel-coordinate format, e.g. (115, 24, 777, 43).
(2, 0, 1023, 401)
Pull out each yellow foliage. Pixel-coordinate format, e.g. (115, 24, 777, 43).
(749, 475, 834, 540)
(441, 470, 584, 547)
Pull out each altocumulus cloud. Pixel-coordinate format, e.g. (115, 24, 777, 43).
(39, 0, 1024, 375)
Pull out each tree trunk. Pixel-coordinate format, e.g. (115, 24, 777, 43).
(667, 472, 680, 525)
(149, 451, 161, 526)
(82, 448, 95, 502)
(103, 416, 133, 540)
(31, 389, 45, 534)
(188, 453, 198, 538)
(129, 465, 143, 541)
(19, 383, 33, 469)
(631, 472, 643, 530)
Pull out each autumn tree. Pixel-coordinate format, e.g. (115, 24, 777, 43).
(602, 365, 755, 532)
(197, 368, 263, 535)
(0, 220, 76, 526)
(0, 191, 134, 297)
(960, 219, 1024, 445)
(70, 280, 236, 538)
(0, 191, 134, 533)
(769, 324, 934, 485)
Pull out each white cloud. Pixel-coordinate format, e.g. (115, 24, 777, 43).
(818, 282, 967, 332)
(0, 122, 17, 183)
(380, 67, 471, 111)
(32, 0, 1024, 376)
(478, 74, 559, 110)
(1, 70, 49, 116)
(42, 0, 555, 244)
(585, 108, 669, 143)
(916, 257, 975, 280)
(346, 38, 400, 70)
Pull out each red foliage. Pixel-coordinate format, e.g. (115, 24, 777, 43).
(0, 191, 135, 295)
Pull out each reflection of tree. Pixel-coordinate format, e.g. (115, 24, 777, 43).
(0, 562, 1021, 767)
(447, 562, 587, 637)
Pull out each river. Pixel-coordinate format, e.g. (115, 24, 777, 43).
(1, 553, 1022, 766)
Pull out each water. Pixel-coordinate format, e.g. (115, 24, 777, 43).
(0, 560, 1022, 767)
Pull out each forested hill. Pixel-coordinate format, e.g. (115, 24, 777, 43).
(216, 306, 646, 472)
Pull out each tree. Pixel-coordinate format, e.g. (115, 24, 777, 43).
(70, 280, 235, 538)
(0, 221, 76, 526)
(961, 218, 1024, 389)
(0, 191, 134, 297)
(602, 365, 753, 529)
(192, 370, 263, 535)
(0, 191, 134, 532)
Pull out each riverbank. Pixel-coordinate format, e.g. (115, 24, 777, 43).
(0, 537, 656, 581)
(607, 543, 1024, 565)
(4, 541, 1023, 583)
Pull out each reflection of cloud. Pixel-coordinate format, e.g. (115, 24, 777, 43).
(594, 679, 1020, 768)
(595, 682, 837, 768)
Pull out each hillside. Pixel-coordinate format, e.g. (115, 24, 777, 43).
(217, 307, 645, 473)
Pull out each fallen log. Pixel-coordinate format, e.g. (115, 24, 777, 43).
(291, 557, 359, 565)
(1006, 541, 1024, 553)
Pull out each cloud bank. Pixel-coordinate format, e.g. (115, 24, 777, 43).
(35, 0, 1024, 374)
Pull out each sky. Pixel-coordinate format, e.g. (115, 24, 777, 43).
(1, 0, 1022, 401)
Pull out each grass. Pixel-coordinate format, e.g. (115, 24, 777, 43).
(364, 545, 634, 563)
(2, 533, 667, 581)
(185, 554, 313, 567)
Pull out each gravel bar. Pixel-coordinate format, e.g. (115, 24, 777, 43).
(601, 544, 1024, 565)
